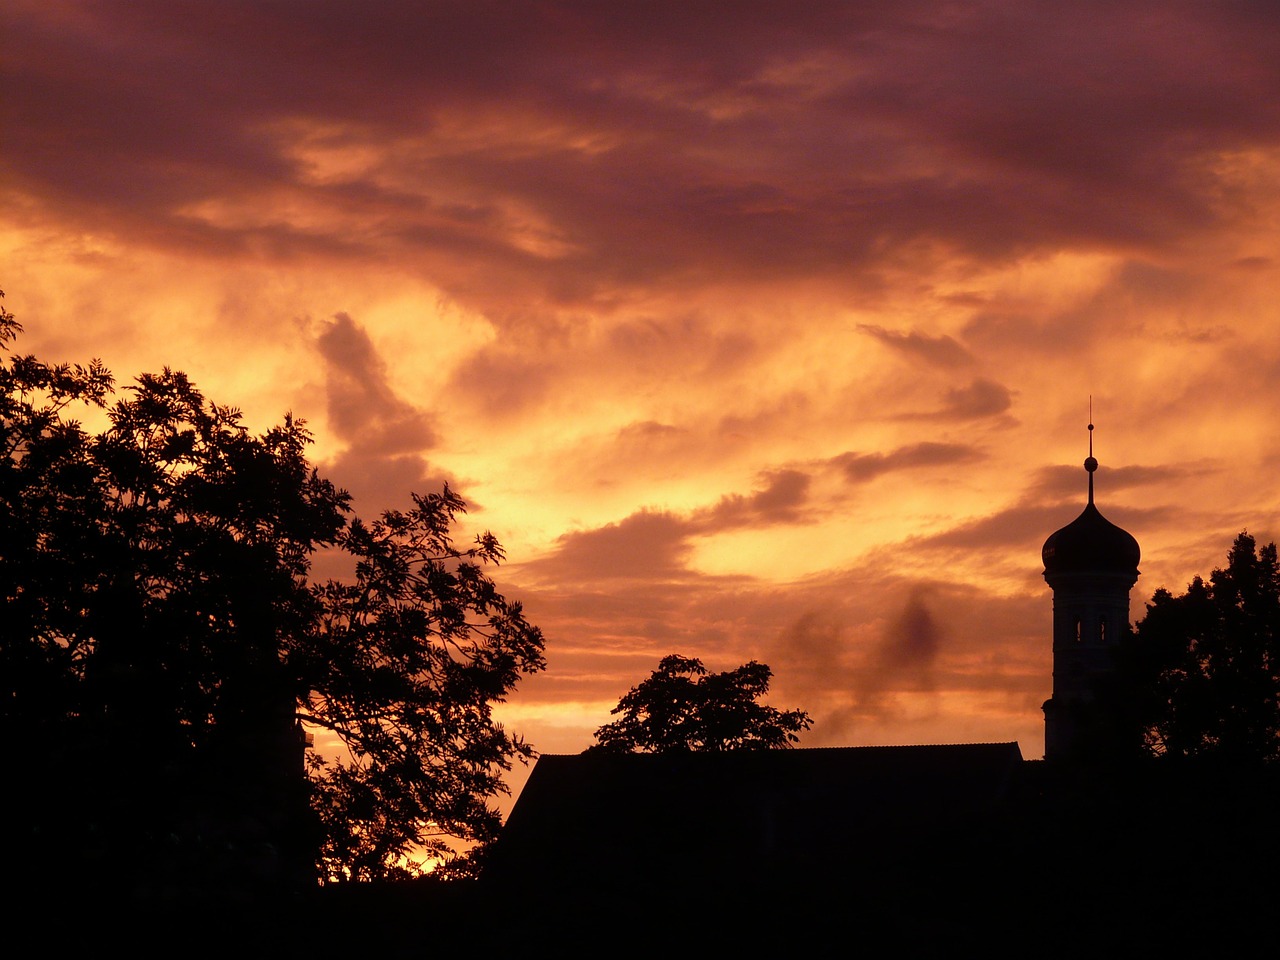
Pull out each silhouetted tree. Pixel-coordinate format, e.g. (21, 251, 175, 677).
(303, 488, 545, 882)
(0, 292, 544, 891)
(1131, 532, 1280, 762)
(591, 655, 811, 753)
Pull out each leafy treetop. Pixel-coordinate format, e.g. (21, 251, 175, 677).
(591, 655, 812, 753)
(1131, 531, 1280, 763)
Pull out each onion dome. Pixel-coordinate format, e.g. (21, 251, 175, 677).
(1041, 423, 1140, 575)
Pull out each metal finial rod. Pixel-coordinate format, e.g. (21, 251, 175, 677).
(1084, 397, 1097, 504)
(1088, 396, 1094, 458)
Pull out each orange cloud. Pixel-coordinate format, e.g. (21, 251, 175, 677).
(6, 1, 1280, 776)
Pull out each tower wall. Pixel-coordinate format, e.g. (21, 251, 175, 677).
(1043, 570, 1136, 761)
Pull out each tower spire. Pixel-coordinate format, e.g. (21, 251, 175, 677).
(1041, 396, 1140, 762)
(1084, 398, 1097, 505)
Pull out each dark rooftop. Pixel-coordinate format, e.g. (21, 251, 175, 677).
(484, 742, 1024, 895)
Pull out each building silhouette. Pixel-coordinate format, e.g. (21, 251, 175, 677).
(485, 437, 1140, 891)
(1041, 423, 1140, 761)
(472, 433, 1280, 947)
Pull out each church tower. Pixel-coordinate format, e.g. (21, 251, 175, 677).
(1041, 422, 1140, 762)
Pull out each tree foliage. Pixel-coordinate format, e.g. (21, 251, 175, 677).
(1131, 532, 1280, 763)
(591, 655, 812, 753)
(1, 291, 545, 889)
(303, 489, 545, 882)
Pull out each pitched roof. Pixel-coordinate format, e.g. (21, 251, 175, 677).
(484, 742, 1023, 892)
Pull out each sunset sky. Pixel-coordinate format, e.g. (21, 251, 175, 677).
(5, 1, 1280, 793)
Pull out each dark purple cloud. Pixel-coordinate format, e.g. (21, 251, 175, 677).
(696, 469, 812, 530)
(316, 313, 437, 450)
(539, 510, 692, 582)
(858, 325, 975, 367)
(529, 467, 816, 587)
(314, 312, 453, 510)
(761, 572, 1049, 744)
(7, 1, 1280, 319)
(1033, 462, 1192, 501)
(832, 441, 981, 483)
(934, 379, 1014, 420)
